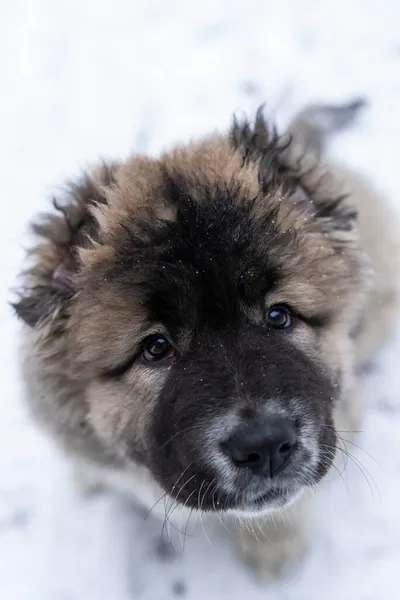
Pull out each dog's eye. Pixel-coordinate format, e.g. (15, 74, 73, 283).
(267, 305, 293, 329)
(142, 335, 174, 363)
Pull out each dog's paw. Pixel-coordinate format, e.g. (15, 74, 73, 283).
(237, 526, 310, 582)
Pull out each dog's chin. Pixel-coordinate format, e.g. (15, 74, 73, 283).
(163, 485, 304, 526)
(226, 485, 305, 518)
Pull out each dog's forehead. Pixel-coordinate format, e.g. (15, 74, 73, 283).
(108, 174, 291, 332)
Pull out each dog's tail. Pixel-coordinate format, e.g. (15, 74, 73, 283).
(287, 97, 366, 158)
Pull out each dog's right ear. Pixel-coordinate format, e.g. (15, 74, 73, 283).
(13, 163, 118, 328)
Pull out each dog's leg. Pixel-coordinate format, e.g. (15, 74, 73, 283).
(71, 462, 105, 497)
(236, 493, 314, 581)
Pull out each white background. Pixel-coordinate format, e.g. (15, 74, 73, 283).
(1, 1, 400, 598)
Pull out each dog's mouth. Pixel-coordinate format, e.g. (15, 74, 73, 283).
(230, 484, 301, 515)
(194, 481, 303, 516)
(229, 451, 335, 515)
(248, 488, 285, 505)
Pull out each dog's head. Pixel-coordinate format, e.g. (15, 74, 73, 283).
(15, 112, 368, 515)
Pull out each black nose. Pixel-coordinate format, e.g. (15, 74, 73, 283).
(222, 416, 297, 477)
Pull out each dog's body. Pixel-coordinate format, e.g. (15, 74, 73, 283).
(15, 100, 400, 580)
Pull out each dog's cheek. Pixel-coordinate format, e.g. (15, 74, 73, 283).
(284, 334, 339, 469)
(286, 324, 320, 362)
(86, 369, 166, 462)
(319, 323, 355, 391)
(290, 321, 353, 393)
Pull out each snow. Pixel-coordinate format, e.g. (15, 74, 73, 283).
(1, 1, 400, 598)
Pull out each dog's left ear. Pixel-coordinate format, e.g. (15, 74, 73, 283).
(230, 101, 365, 235)
(13, 163, 118, 328)
(284, 99, 366, 234)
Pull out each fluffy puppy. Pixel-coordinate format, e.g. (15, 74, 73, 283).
(14, 99, 400, 580)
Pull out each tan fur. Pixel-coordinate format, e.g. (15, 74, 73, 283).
(163, 136, 261, 201)
(87, 368, 166, 452)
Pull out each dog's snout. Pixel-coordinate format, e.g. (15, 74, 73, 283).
(222, 416, 297, 477)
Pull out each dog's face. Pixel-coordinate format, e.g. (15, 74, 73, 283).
(15, 118, 366, 515)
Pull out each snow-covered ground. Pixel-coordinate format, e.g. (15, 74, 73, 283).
(2, 1, 400, 598)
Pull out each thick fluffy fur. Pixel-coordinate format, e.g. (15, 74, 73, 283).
(14, 100, 400, 580)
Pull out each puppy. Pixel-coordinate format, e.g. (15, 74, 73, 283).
(14, 99, 400, 580)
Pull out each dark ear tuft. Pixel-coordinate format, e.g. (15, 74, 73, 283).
(12, 287, 63, 328)
(314, 194, 358, 233)
(230, 106, 274, 164)
(230, 106, 297, 195)
(13, 162, 119, 328)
